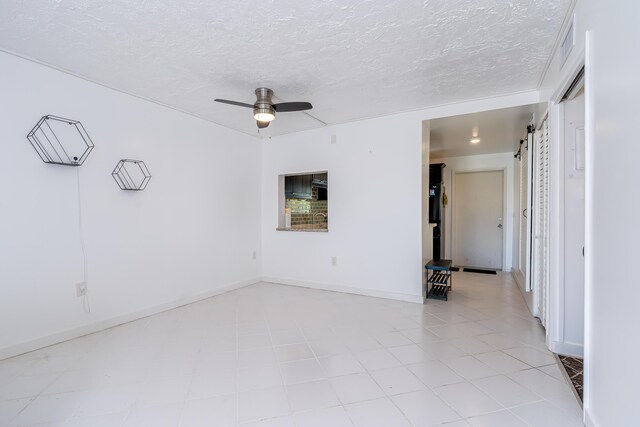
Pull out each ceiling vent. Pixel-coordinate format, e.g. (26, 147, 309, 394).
(559, 15, 575, 68)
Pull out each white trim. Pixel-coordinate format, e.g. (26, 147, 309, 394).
(450, 167, 508, 271)
(583, 29, 594, 422)
(262, 277, 423, 304)
(551, 47, 586, 103)
(546, 53, 586, 357)
(0, 277, 261, 361)
(549, 340, 584, 358)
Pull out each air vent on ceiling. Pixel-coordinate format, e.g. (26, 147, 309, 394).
(559, 15, 575, 68)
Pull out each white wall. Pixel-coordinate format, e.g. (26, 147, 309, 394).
(261, 92, 539, 304)
(583, 1, 639, 425)
(539, 1, 640, 425)
(430, 153, 517, 272)
(261, 114, 424, 303)
(0, 52, 262, 359)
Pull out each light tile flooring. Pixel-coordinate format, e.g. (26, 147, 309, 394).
(0, 272, 584, 426)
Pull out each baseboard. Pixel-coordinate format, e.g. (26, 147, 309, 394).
(262, 276, 423, 304)
(511, 268, 523, 287)
(550, 340, 584, 358)
(0, 277, 261, 361)
(511, 268, 535, 315)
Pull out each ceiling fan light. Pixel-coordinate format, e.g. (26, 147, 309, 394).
(254, 112, 275, 122)
(254, 104, 276, 122)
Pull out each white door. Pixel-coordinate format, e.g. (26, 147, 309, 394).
(453, 171, 504, 269)
(563, 88, 586, 346)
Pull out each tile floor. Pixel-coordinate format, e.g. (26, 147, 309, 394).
(0, 272, 584, 426)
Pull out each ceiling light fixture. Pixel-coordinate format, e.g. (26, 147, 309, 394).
(254, 105, 276, 122)
(470, 138, 481, 144)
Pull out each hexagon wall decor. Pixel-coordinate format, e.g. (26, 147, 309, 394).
(27, 115, 94, 166)
(112, 159, 151, 191)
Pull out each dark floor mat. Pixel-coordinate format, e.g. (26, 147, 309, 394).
(559, 355, 583, 402)
(463, 268, 497, 275)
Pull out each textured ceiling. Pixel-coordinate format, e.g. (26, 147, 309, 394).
(0, 0, 570, 137)
(430, 103, 543, 158)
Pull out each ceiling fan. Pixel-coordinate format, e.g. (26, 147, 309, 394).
(215, 88, 313, 129)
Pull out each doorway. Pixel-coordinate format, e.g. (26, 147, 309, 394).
(561, 85, 586, 351)
(453, 170, 504, 270)
(545, 64, 587, 359)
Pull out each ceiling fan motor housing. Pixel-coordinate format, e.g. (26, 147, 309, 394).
(254, 87, 275, 121)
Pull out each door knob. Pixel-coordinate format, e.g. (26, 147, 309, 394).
(498, 224, 503, 229)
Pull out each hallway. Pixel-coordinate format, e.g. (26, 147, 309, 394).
(0, 274, 583, 426)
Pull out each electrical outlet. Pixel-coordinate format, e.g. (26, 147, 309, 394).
(331, 256, 337, 266)
(76, 282, 87, 297)
(252, 251, 257, 260)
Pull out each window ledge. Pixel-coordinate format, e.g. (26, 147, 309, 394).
(276, 228, 328, 233)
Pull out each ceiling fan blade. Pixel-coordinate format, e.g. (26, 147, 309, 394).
(214, 99, 255, 108)
(273, 102, 313, 112)
(257, 120, 270, 129)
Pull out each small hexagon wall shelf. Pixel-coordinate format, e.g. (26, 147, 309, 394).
(112, 159, 151, 191)
(27, 115, 94, 166)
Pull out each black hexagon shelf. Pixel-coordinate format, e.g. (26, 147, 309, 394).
(112, 159, 151, 191)
(27, 115, 94, 166)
